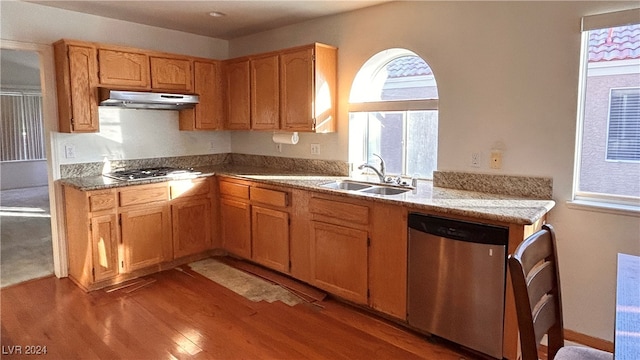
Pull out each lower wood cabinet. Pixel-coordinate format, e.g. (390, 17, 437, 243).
(310, 221, 368, 304)
(219, 178, 291, 273)
(220, 198, 252, 259)
(63, 178, 214, 291)
(120, 205, 172, 273)
(252, 205, 289, 272)
(89, 213, 119, 282)
(172, 198, 212, 258)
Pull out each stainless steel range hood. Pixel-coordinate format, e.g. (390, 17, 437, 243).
(98, 88, 199, 110)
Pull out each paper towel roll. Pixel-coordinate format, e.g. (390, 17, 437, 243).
(272, 132, 299, 145)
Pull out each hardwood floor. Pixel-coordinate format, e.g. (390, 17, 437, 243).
(1, 262, 476, 359)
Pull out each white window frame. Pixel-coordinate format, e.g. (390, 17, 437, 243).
(570, 8, 640, 216)
(349, 49, 439, 178)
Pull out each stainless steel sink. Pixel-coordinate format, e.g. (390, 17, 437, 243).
(320, 180, 373, 191)
(320, 180, 412, 196)
(361, 186, 411, 195)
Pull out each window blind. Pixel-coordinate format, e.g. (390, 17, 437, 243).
(582, 8, 640, 31)
(0, 90, 45, 162)
(607, 88, 640, 161)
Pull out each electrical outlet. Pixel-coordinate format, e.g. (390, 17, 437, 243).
(471, 152, 481, 167)
(490, 150, 502, 169)
(64, 144, 76, 159)
(310, 143, 320, 155)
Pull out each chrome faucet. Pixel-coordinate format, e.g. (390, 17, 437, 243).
(358, 153, 386, 183)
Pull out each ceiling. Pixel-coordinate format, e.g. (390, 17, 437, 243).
(26, 1, 391, 40)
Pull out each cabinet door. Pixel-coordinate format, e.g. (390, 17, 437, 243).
(120, 205, 171, 273)
(189, 60, 223, 130)
(225, 59, 251, 130)
(280, 47, 314, 131)
(172, 199, 212, 258)
(67, 45, 99, 132)
(250, 55, 279, 130)
(98, 48, 150, 88)
(90, 213, 119, 282)
(252, 206, 289, 272)
(220, 198, 251, 258)
(150, 57, 193, 92)
(310, 221, 368, 304)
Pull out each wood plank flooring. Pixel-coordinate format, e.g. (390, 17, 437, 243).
(1, 262, 478, 359)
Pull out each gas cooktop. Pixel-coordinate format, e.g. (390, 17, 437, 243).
(104, 167, 201, 181)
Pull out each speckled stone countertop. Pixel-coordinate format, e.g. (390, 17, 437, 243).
(59, 164, 555, 225)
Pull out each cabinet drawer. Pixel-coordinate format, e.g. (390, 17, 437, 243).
(89, 191, 116, 212)
(250, 187, 288, 207)
(170, 178, 210, 199)
(119, 184, 168, 207)
(309, 197, 369, 225)
(219, 180, 249, 199)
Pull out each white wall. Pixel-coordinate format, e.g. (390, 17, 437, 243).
(55, 108, 231, 164)
(1, 1, 232, 167)
(229, 1, 640, 342)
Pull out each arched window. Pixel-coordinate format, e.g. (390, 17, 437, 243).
(349, 49, 438, 179)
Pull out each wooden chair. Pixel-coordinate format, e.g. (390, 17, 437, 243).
(508, 224, 612, 360)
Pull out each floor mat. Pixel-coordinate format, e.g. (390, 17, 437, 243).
(189, 258, 303, 306)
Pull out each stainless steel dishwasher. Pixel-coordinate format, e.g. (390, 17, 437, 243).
(407, 213, 509, 359)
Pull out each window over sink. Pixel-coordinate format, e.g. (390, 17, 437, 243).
(349, 49, 438, 179)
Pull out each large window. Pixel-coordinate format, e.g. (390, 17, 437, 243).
(349, 49, 438, 179)
(574, 10, 640, 209)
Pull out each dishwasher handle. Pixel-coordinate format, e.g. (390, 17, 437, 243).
(408, 213, 509, 246)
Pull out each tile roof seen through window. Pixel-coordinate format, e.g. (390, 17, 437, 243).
(589, 24, 640, 62)
(386, 56, 433, 78)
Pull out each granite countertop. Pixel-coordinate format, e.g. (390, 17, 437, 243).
(58, 164, 555, 225)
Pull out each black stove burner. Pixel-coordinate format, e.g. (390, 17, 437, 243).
(104, 167, 200, 181)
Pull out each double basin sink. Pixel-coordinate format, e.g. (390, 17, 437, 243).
(320, 179, 413, 196)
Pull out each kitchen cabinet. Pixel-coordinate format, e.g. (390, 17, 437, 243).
(250, 54, 280, 130)
(219, 180, 252, 257)
(224, 58, 251, 130)
(53, 40, 99, 133)
(179, 60, 224, 131)
(309, 196, 369, 304)
(118, 183, 171, 273)
(62, 178, 214, 291)
(250, 187, 290, 272)
(219, 178, 291, 272)
(280, 44, 337, 133)
(170, 178, 213, 258)
(90, 213, 120, 282)
(368, 203, 408, 319)
(63, 187, 119, 289)
(98, 47, 150, 88)
(120, 204, 171, 272)
(150, 56, 193, 92)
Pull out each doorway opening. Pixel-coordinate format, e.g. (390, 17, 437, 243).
(0, 49, 54, 287)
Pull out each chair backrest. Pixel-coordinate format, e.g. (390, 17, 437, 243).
(508, 224, 564, 360)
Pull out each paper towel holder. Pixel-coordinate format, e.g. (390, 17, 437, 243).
(272, 131, 299, 145)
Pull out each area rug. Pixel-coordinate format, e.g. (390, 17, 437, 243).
(188, 258, 303, 306)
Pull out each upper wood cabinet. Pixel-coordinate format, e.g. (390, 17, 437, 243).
(250, 54, 280, 130)
(280, 44, 337, 133)
(224, 58, 251, 130)
(223, 43, 337, 132)
(150, 56, 193, 92)
(179, 60, 224, 131)
(98, 48, 150, 88)
(53, 40, 100, 133)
